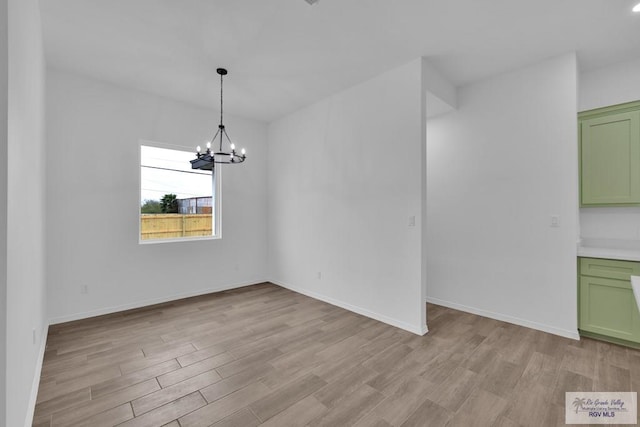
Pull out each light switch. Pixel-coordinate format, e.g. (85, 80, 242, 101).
(408, 216, 416, 227)
(550, 215, 560, 227)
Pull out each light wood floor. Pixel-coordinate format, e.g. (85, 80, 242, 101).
(33, 283, 640, 426)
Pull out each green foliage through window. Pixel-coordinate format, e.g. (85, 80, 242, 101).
(161, 194, 179, 213)
(141, 199, 162, 214)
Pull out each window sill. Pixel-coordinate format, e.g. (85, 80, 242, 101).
(139, 235, 221, 245)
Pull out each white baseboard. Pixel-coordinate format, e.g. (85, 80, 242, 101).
(48, 280, 265, 325)
(426, 296, 580, 340)
(25, 322, 49, 427)
(271, 279, 427, 336)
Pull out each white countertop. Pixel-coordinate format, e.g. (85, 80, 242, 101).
(578, 238, 640, 262)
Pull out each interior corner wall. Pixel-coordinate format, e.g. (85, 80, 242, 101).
(267, 59, 426, 334)
(422, 57, 457, 114)
(578, 58, 640, 240)
(6, 0, 47, 425)
(45, 69, 268, 323)
(0, 0, 7, 423)
(426, 53, 579, 338)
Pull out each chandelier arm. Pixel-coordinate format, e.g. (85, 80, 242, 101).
(222, 128, 233, 145)
(209, 128, 221, 150)
(224, 129, 235, 162)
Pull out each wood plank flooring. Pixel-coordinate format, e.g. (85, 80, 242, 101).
(33, 283, 640, 426)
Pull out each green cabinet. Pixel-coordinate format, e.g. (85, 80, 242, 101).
(579, 257, 640, 346)
(580, 101, 640, 206)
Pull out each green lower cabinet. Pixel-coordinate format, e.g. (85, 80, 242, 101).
(578, 257, 640, 346)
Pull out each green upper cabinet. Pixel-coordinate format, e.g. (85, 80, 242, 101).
(580, 101, 640, 206)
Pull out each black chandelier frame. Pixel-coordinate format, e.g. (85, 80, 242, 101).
(191, 68, 246, 171)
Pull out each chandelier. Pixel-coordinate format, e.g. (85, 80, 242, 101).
(191, 68, 246, 171)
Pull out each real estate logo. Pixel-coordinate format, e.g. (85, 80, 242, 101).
(566, 392, 637, 424)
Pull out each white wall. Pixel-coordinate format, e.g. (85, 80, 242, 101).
(46, 69, 268, 322)
(6, 0, 47, 425)
(0, 0, 7, 423)
(268, 59, 426, 334)
(580, 58, 640, 112)
(580, 207, 640, 241)
(578, 58, 640, 241)
(426, 54, 579, 338)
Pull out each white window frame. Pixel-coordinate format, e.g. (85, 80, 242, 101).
(138, 139, 222, 244)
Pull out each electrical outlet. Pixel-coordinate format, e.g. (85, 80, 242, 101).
(408, 215, 416, 227)
(550, 215, 560, 228)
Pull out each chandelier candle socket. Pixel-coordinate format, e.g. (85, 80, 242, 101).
(191, 68, 246, 171)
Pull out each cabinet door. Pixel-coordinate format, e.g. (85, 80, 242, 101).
(581, 111, 640, 205)
(579, 275, 640, 343)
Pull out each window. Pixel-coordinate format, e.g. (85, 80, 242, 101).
(140, 142, 220, 243)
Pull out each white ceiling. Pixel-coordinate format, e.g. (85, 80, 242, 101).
(40, 0, 640, 122)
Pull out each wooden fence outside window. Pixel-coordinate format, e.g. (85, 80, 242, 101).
(140, 214, 213, 240)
